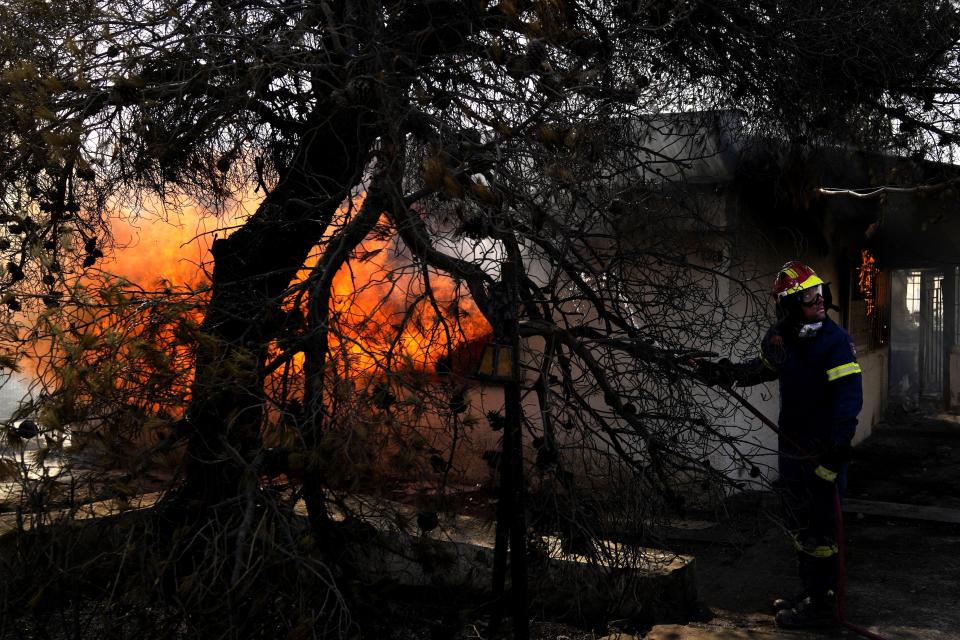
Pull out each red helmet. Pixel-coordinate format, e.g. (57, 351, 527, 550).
(772, 261, 824, 300)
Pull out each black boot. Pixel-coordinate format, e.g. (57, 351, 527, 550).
(772, 590, 807, 612)
(775, 595, 838, 629)
(773, 548, 813, 611)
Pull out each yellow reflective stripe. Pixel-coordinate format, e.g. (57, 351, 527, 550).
(783, 274, 825, 295)
(793, 537, 838, 558)
(815, 465, 838, 482)
(760, 351, 776, 371)
(826, 362, 862, 381)
(801, 544, 839, 558)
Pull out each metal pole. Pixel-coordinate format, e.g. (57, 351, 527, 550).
(919, 272, 928, 397)
(502, 258, 528, 640)
(942, 268, 955, 409)
(489, 409, 512, 632)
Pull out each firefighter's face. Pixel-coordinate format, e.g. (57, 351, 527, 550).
(799, 284, 825, 322)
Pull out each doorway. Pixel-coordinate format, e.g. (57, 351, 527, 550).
(890, 268, 957, 409)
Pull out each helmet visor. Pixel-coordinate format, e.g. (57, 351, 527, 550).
(799, 284, 823, 306)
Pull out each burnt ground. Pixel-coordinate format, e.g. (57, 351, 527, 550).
(352, 411, 960, 640)
(5, 413, 960, 639)
(674, 411, 960, 639)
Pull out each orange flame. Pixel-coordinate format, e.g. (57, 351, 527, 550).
(104, 200, 241, 287)
(859, 249, 877, 317)
(326, 229, 490, 375)
(104, 194, 490, 378)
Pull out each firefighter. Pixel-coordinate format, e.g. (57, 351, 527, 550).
(698, 261, 863, 629)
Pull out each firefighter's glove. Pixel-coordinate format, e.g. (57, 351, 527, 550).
(814, 442, 852, 484)
(696, 358, 737, 388)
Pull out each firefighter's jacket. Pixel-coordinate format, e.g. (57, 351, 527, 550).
(738, 317, 864, 482)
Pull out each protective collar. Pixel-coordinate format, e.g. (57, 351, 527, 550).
(798, 322, 823, 338)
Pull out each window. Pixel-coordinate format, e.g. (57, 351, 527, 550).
(906, 271, 922, 326)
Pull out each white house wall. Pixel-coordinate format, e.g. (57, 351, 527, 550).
(451, 120, 890, 491)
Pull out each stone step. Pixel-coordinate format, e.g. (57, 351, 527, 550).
(643, 623, 828, 639)
(304, 492, 698, 623)
(843, 498, 960, 524)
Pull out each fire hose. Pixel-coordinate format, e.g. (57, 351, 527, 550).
(717, 384, 892, 640)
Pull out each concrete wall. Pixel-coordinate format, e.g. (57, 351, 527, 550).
(949, 347, 960, 408)
(854, 347, 888, 444)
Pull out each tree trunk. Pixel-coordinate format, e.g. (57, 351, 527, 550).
(181, 107, 377, 508)
(299, 169, 393, 536)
